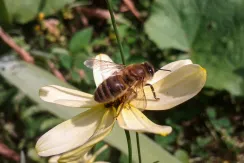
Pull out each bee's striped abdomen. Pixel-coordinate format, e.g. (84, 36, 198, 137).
(94, 75, 127, 103)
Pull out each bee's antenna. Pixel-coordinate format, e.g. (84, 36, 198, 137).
(158, 68, 171, 72)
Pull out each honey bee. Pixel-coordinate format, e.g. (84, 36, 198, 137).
(84, 59, 170, 110)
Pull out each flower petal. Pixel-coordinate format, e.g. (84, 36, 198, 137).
(39, 85, 97, 107)
(93, 54, 114, 87)
(48, 155, 60, 163)
(58, 108, 116, 162)
(132, 64, 206, 110)
(117, 106, 172, 136)
(36, 106, 116, 156)
(57, 146, 93, 163)
(149, 59, 193, 84)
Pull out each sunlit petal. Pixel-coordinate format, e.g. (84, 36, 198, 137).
(149, 59, 193, 84)
(117, 106, 172, 136)
(132, 64, 206, 110)
(58, 108, 116, 162)
(48, 155, 60, 163)
(36, 106, 115, 156)
(93, 54, 114, 87)
(39, 85, 97, 107)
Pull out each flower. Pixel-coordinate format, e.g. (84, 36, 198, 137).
(36, 54, 206, 159)
(48, 144, 109, 163)
(38, 12, 45, 21)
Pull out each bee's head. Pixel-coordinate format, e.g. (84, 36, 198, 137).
(143, 62, 155, 78)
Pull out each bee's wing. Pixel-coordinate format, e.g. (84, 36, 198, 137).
(84, 59, 125, 71)
(84, 59, 125, 78)
(132, 81, 147, 110)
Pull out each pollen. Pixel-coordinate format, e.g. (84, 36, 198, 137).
(38, 12, 45, 21)
(160, 132, 169, 137)
(200, 67, 207, 74)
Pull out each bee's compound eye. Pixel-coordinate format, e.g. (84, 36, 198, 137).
(144, 62, 154, 76)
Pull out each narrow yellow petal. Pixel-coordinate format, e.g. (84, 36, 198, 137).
(39, 85, 97, 108)
(117, 106, 172, 135)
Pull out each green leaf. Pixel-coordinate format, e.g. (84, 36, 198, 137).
(196, 137, 212, 148)
(51, 47, 69, 56)
(0, 60, 180, 163)
(174, 149, 189, 163)
(2, 0, 41, 24)
(0, 0, 74, 24)
(69, 27, 93, 54)
(0, 0, 11, 25)
(155, 132, 177, 147)
(211, 117, 233, 134)
(51, 47, 72, 69)
(40, 118, 63, 131)
(206, 107, 216, 119)
(21, 106, 44, 119)
(73, 53, 94, 84)
(94, 142, 110, 162)
(60, 55, 72, 70)
(192, 24, 244, 96)
(71, 70, 81, 82)
(41, 0, 74, 16)
(145, 0, 244, 96)
(145, 0, 192, 51)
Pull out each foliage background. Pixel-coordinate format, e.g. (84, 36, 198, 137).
(0, 0, 243, 162)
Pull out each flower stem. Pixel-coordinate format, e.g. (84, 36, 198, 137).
(136, 133, 142, 163)
(124, 130, 132, 163)
(105, 0, 126, 65)
(105, 1, 134, 163)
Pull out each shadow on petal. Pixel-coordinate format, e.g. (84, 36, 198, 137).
(149, 59, 193, 85)
(58, 108, 116, 162)
(36, 106, 115, 157)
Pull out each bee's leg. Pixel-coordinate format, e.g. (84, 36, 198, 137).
(128, 89, 137, 110)
(115, 89, 137, 118)
(115, 96, 125, 118)
(145, 83, 160, 101)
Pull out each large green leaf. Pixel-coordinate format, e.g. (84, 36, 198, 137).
(145, 0, 244, 96)
(41, 0, 74, 16)
(0, 0, 74, 24)
(145, 0, 194, 51)
(69, 27, 93, 54)
(2, 0, 41, 24)
(0, 59, 180, 163)
(0, 0, 11, 25)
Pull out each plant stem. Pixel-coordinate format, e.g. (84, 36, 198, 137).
(124, 130, 132, 163)
(136, 133, 142, 163)
(105, 0, 126, 65)
(105, 1, 134, 163)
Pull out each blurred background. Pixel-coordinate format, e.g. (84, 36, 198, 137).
(0, 0, 243, 162)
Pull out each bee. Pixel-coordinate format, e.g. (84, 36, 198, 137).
(84, 58, 170, 110)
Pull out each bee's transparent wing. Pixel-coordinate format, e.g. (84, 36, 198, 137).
(132, 81, 147, 110)
(84, 59, 125, 71)
(84, 59, 125, 77)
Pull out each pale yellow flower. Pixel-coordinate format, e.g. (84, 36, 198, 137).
(48, 144, 109, 163)
(36, 54, 206, 159)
